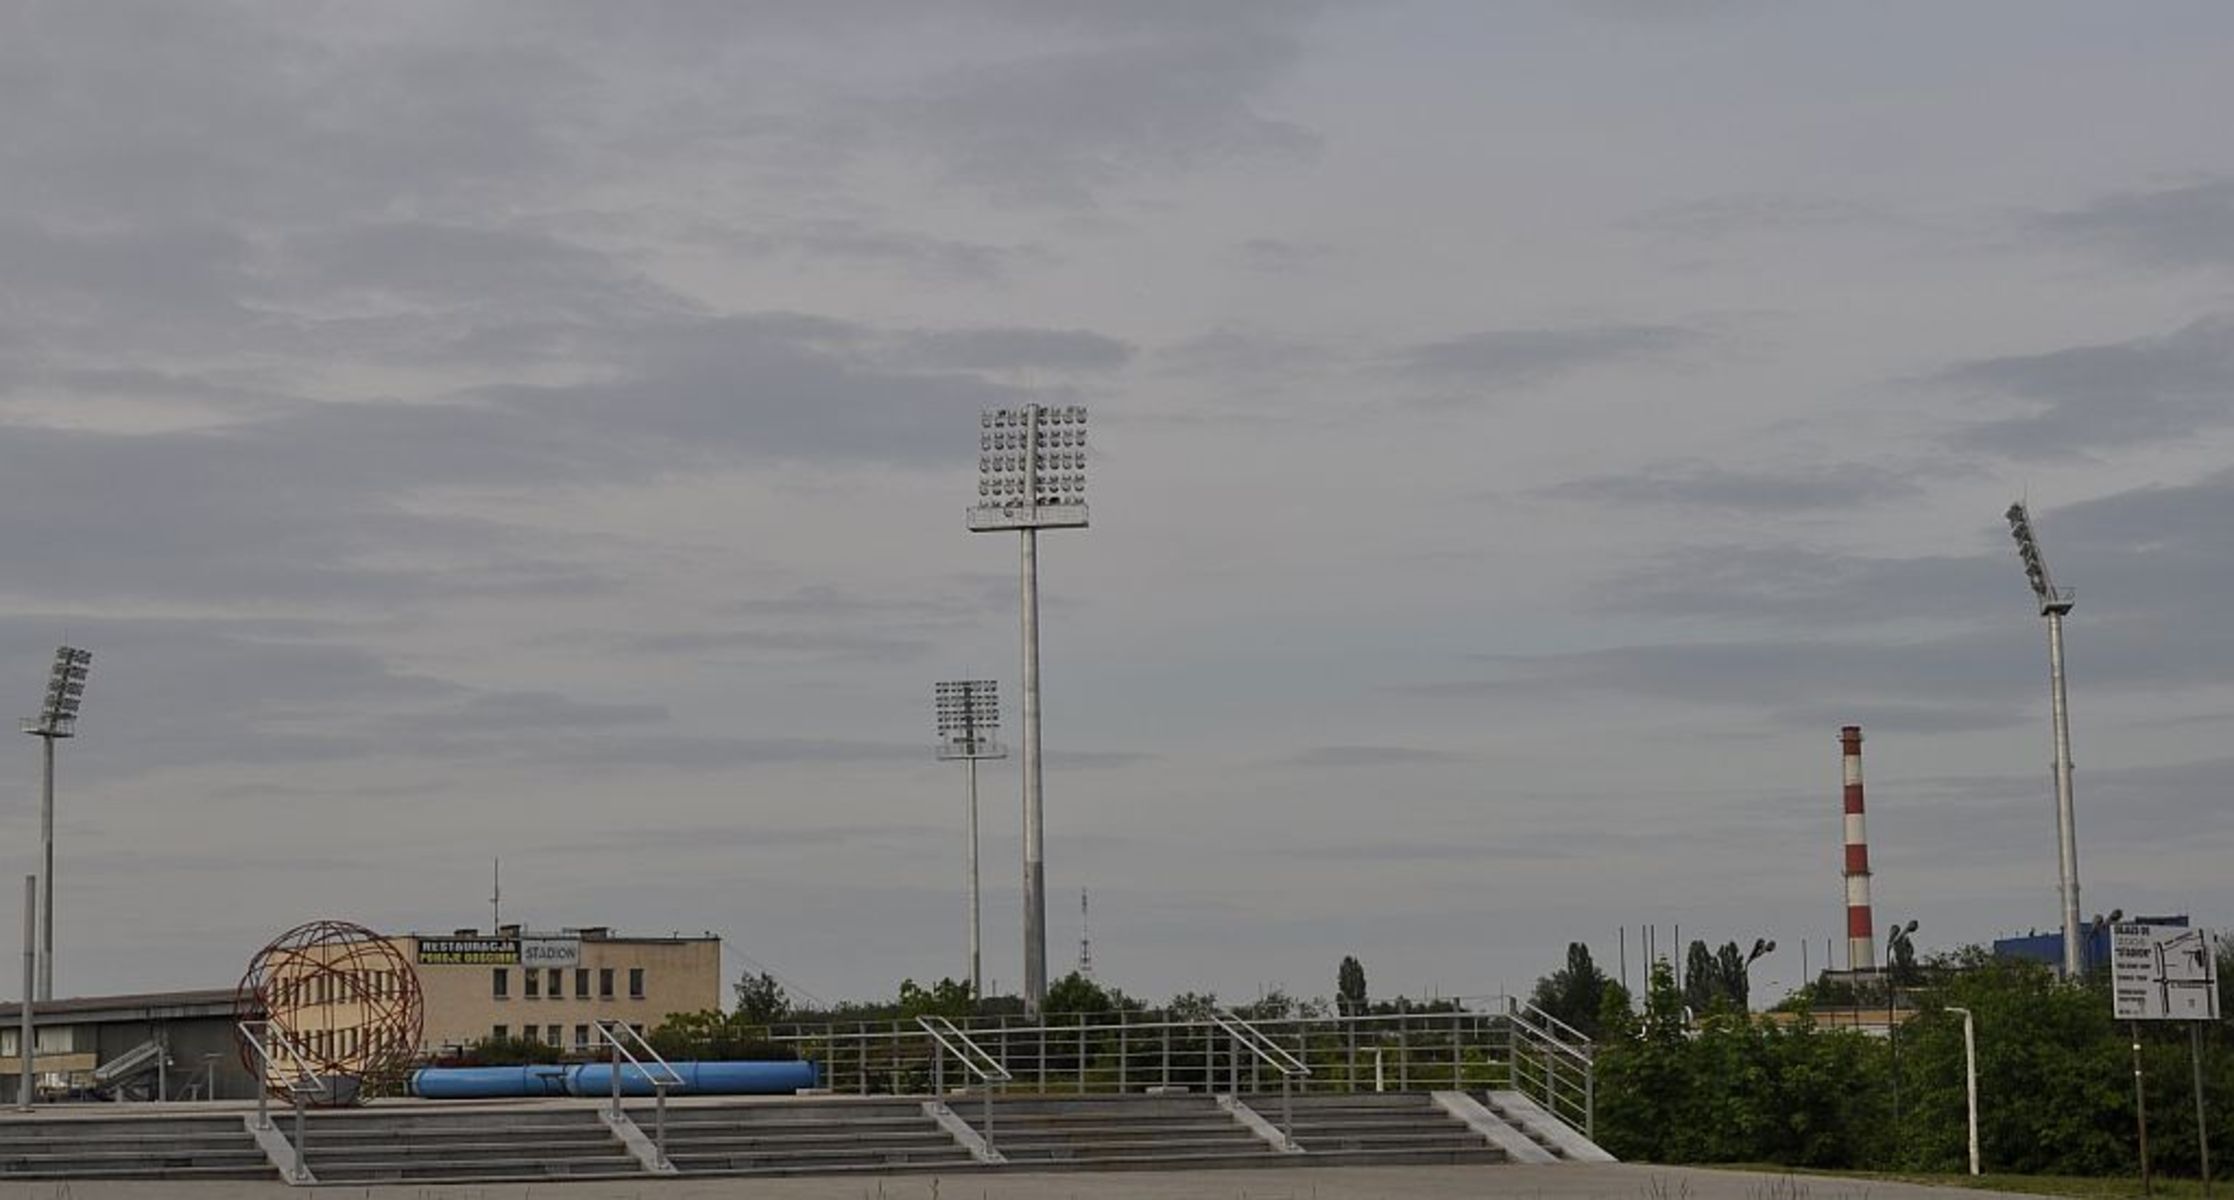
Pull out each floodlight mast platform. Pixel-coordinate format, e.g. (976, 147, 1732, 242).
(935, 680, 1007, 1001)
(2006, 503, 2082, 979)
(22, 646, 91, 1001)
(969, 404, 1088, 1014)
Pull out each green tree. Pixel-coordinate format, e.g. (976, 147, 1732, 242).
(732, 970, 789, 1025)
(647, 1010, 797, 1061)
(1682, 940, 1718, 1014)
(1336, 955, 1368, 1016)
(1715, 940, 1748, 1010)
(895, 976, 975, 1020)
(1529, 942, 1613, 1037)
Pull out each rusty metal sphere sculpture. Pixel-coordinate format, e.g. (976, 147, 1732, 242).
(237, 919, 423, 1103)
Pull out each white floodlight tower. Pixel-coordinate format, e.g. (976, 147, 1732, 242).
(968, 403, 1088, 1014)
(22, 646, 91, 1001)
(935, 680, 1007, 1001)
(2006, 502, 2083, 979)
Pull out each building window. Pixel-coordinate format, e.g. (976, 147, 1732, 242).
(574, 1023, 590, 1051)
(575, 968, 590, 998)
(548, 967, 563, 998)
(599, 968, 615, 999)
(492, 968, 510, 998)
(493, 1024, 509, 1041)
(629, 967, 645, 998)
(524, 969, 540, 999)
(546, 1024, 561, 1046)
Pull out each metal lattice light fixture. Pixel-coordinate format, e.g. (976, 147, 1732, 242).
(967, 403, 1088, 1012)
(2006, 501, 2083, 980)
(22, 646, 92, 1000)
(934, 680, 1006, 1000)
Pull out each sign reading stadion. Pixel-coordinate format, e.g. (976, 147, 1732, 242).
(417, 936, 582, 967)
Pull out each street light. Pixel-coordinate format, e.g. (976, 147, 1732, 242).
(1742, 939, 1777, 1011)
(1887, 919, 1919, 1133)
(22, 646, 91, 1001)
(968, 404, 1088, 1014)
(1945, 1005, 1980, 1176)
(935, 680, 1007, 1002)
(2006, 501, 2083, 980)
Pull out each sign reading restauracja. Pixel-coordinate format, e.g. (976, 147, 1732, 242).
(416, 936, 582, 967)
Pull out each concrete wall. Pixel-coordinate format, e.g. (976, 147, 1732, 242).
(408, 936, 722, 1052)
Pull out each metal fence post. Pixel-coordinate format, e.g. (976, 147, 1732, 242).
(1038, 1023, 1047, 1090)
(1077, 1020, 1087, 1094)
(290, 1084, 308, 1183)
(1117, 1011, 1128, 1093)
(858, 1022, 869, 1095)
(654, 1081, 669, 1168)
(610, 1025, 622, 1117)
(1452, 1007, 1462, 1088)
(252, 1025, 270, 1130)
(1161, 1019, 1171, 1091)
(1397, 1000, 1409, 1091)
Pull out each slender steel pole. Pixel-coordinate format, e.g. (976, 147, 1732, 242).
(967, 755, 982, 1000)
(2134, 1020, 2152, 1196)
(2047, 610, 2083, 978)
(38, 735, 54, 1001)
(17, 875, 33, 1109)
(1949, 1007, 1979, 1175)
(1020, 525, 1046, 1012)
(2195, 1021, 2213, 1200)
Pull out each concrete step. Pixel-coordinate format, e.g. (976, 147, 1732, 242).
(661, 1130, 964, 1151)
(313, 1155, 644, 1182)
(994, 1136, 1276, 1160)
(0, 1162, 277, 1181)
(308, 1138, 630, 1161)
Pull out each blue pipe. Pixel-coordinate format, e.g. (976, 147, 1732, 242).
(409, 1060, 817, 1099)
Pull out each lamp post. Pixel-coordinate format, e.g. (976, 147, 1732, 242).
(1743, 938, 1777, 1011)
(935, 680, 1006, 1002)
(22, 646, 91, 1001)
(1945, 1005, 1979, 1176)
(1887, 918, 1918, 1134)
(2006, 502, 2082, 980)
(968, 404, 1088, 1015)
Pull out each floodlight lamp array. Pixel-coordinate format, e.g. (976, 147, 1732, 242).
(934, 679, 1001, 737)
(977, 405, 1087, 510)
(2005, 503, 2071, 612)
(31, 645, 91, 736)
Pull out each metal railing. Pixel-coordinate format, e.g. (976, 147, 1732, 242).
(238, 1020, 328, 1184)
(596, 1018, 686, 1170)
(918, 1015, 1013, 1155)
(1210, 1010, 1309, 1147)
(770, 996, 1593, 1137)
(1506, 1000, 1596, 1138)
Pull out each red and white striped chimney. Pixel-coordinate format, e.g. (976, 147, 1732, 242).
(1841, 725, 1876, 971)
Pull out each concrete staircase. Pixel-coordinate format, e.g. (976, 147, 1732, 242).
(975, 1093, 1285, 1168)
(0, 1113, 274, 1181)
(300, 1106, 641, 1183)
(1271, 1091, 1508, 1164)
(646, 1098, 980, 1176)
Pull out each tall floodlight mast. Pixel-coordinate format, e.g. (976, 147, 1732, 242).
(22, 646, 91, 1000)
(2006, 502, 2082, 979)
(969, 404, 1088, 1014)
(935, 680, 1006, 1001)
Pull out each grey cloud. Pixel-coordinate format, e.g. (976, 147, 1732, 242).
(2034, 178, 2234, 270)
(1942, 315, 2234, 458)
(1542, 462, 1922, 512)
(1278, 745, 1469, 768)
(617, 628, 935, 662)
(1399, 324, 1699, 388)
(1273, 840, 1564, 864)
(885, 12, 1319, 204)
(1591, 545, 2017, 627)
(1237, 238, 1332, 274)
(897, 327, 1135, 373)
(378, 691, 670, 740)
(1630, 194, 1908, 239)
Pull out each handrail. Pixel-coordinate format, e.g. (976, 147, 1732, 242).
(1209, 1011, 1309, 1077)
(916, 1015, 1012, 1083)
(1210, 1010, 1309, 1149)
(595, 1019, 685, 1170)
(917, 1015, 1010, 1159)
(237, 1020, 327, 1183)
(1510, 1000, 1594, 1056)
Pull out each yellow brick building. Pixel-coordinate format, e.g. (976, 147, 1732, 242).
(401, 925, 722, 1053)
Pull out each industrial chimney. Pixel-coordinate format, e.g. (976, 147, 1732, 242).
(1841, 725, 1876, 971)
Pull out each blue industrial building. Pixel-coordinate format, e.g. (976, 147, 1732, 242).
(1993, 915, 2187, 974)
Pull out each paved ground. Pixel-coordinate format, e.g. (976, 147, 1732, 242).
(0, 1164, 2035, 1200)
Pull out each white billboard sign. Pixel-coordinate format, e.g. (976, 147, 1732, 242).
(520, 936, 582, 968)
(2111, 923, 2219, 1021)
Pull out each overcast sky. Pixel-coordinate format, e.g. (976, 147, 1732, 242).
(4, 2, 2231, 1012)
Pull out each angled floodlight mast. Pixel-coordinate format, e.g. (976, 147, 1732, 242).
(935, 680, 1007, 1000)
(22, 645, 91, 1001)
(968, 403, 1088, 1013)
(2006, 502, 2082, 979)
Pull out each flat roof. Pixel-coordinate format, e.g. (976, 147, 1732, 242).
(0, 987, 240, 1025)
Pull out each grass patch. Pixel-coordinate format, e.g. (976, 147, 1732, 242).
(1705, 1163, 2214, 1200)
